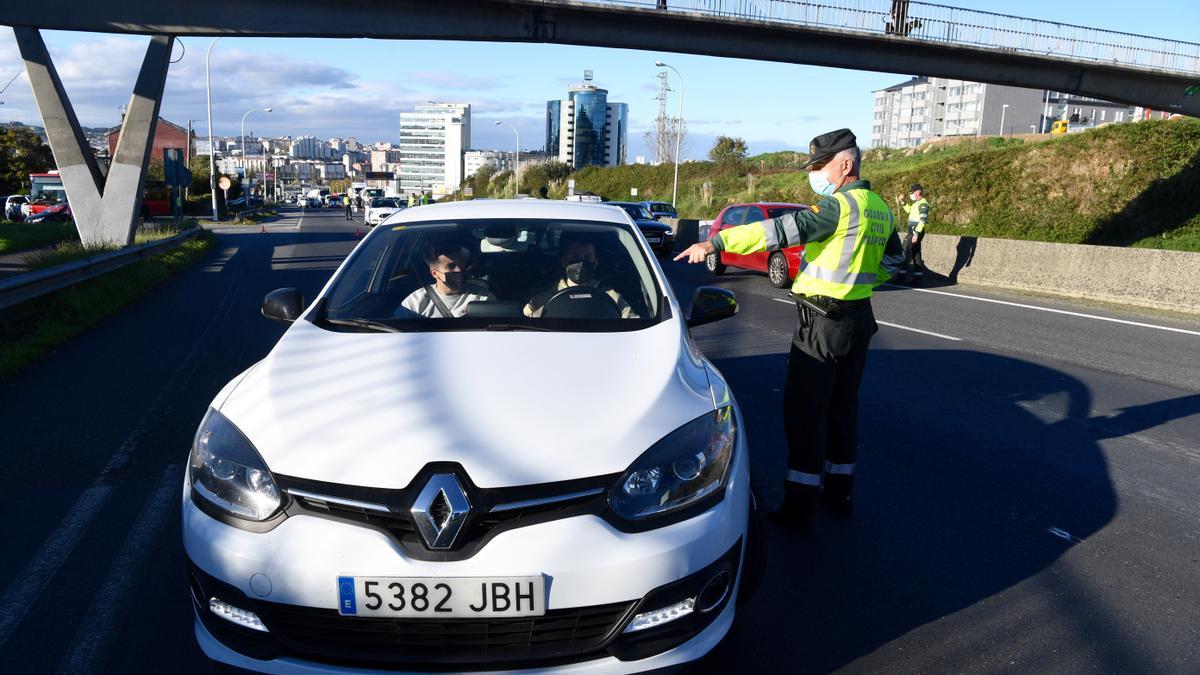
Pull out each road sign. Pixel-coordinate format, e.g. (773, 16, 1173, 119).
(218, 176, 232, 191)
(163, 148, 186, 186)
(630, 187, 638, 197)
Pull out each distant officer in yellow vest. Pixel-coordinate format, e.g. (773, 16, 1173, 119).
(676, 128, 904, 531)
(895, 183, 929, 283)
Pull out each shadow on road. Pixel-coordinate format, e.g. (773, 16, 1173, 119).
(696, 345, 1143, 672)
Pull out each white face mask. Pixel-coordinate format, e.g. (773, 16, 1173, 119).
(808, 167, 837, 196)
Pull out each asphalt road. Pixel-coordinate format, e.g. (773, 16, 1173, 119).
(0, 205, 1197, 673)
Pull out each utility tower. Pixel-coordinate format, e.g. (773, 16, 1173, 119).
(653, 71, 673, 165)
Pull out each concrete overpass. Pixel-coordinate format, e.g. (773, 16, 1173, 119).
(3, 0, 1198, 245)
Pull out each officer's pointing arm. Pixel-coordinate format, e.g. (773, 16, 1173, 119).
(708, 197, 841, 256)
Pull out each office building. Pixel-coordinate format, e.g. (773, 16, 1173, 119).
(546, 72, 628, 169)
(398, 102, 470, 196)
(871, 77, 1137, 147)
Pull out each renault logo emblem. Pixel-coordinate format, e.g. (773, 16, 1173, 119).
(411, 473, 471, 549)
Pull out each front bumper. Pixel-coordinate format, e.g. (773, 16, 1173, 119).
(183, 444, 749, 672)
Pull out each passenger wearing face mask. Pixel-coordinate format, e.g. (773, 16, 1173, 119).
(676, 128, 904, 532)
(523, 235, 638, 318)
(398, 241, 493, 318)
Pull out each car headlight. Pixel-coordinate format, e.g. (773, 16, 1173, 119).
(189, 408, 281, 521)
(608, 407, 736, 521)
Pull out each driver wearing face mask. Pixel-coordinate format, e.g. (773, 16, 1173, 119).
(398, 241, 493, 318)
(523, 236, 638, 318)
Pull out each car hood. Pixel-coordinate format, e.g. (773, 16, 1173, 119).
(634, 219, 672, 232)
(216, 317, 715, 489)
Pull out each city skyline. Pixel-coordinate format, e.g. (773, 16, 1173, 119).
(1, 1, 1196, 161)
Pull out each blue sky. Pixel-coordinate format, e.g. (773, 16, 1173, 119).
(1, 0, 1196, 160)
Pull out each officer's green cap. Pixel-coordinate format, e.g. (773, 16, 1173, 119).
(799, 128, 857, 169)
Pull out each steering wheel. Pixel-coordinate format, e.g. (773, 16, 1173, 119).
(540, 285, 621, 319)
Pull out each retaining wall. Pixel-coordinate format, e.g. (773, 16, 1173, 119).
(920, 233, 1200, 315)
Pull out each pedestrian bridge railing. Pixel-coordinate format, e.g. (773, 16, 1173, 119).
(580, 0, 1200, 76)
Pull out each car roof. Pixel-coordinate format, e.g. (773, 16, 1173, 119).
(389, 199, 632, 226)
(724, 202, 808, 209)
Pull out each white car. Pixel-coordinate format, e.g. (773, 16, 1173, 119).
(365, 197, 404, 226)
(183, 199, 760, 673)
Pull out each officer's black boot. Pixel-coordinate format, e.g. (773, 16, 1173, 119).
(769, 484, 819, 532)
(821, 476, 854, 515)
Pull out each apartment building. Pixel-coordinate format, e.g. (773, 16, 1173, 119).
(398, 102, 471, 197)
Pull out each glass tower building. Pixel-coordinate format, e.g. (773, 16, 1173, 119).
(545, 74, 628, 169)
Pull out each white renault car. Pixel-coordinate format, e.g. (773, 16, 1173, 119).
(183, 199, 763, 673)
(365, 197, 405, 227)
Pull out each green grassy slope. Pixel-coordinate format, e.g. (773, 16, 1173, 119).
(507, 120, 1200, 251)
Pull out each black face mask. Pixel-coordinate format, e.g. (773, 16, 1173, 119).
(565, 259, 598, 285)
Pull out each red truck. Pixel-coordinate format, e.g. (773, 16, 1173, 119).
(26, 172, 170, 218)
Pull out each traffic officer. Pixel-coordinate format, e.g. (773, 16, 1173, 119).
(895, 184, 929, 283)
(676, 128, 904, 531)
(342, 193, 352, 220)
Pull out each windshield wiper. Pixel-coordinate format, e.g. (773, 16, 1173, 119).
(484, 323, 555, 332)
(322, 317, 406, 333)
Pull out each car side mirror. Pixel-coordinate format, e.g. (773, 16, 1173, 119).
(262, 288, 305, 324)
(687, 286, 738, 328)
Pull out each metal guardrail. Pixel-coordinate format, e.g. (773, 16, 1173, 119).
(578, 0, 1200, 75)
(0, 227, 201, 311)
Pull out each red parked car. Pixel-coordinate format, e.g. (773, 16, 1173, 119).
(705, 202, 808, 288)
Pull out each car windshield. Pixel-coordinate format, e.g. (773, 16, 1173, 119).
(650, 203, 675, 214)
(319, 218, 663, 332)
(766, 207, 803, 218)
(613, 203, 652, 220)
(371, 198, 399, 208)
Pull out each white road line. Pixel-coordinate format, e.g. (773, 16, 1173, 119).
(0, 261, 242, 647)
(876, 320, 962, 341)
(0, 485, 112, 649)
(56, 466, 181, 674)
(769, 297, 961, 341)
(883, 284, 1200, 337)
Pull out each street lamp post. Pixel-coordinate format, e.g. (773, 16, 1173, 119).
(1000, 104, 1010, 137)
(655, 60, 684, 208)
(205, 37, 221, 221)
(241, 107, 272, 198)
(494, 121, 519, 199)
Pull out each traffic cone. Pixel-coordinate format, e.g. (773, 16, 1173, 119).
(354, 227, 361, 238)
(260, 222, 266, 234)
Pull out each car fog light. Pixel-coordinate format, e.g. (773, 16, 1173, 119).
(209, 597, 269, 632)
(622, 597, 695, 633)
(696, 570, 732, 613)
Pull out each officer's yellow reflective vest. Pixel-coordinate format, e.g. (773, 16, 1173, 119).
(719, 188, 895, 301)
(904, 197, 929, 233)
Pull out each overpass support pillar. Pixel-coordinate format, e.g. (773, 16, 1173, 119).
(15, 29, 175, 247)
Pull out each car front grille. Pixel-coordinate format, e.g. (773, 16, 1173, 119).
(277, 470, 616, 561)
(254, 600, 636, 668)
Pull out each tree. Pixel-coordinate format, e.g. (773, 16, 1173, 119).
(471, 164, 496, 197)
(708, 136, 748, 165)
(518, 161, 572, 196)
(0, 126, 55, 195)
(188, 155, 211, 196)
(642, 118, 689, 166)
(328, 178, 350, 195)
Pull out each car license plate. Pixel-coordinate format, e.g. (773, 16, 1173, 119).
(336, 575, 545, 618)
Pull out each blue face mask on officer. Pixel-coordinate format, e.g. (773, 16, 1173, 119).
(808, 157, 850, 197)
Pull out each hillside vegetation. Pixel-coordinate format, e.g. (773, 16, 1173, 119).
(474, 119, 1200, 251)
